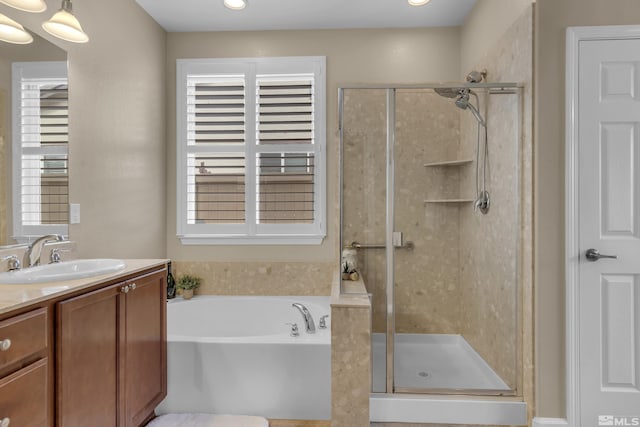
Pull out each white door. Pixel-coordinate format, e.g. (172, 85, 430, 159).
(577, 36, 640, 425)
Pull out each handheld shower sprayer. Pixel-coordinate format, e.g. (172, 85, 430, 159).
(454, 89, 486, 128)
(434, 75, 491, 215)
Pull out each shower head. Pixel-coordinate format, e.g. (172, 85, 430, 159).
(466, 69, 486, 84)
(433, 87, 460, 99)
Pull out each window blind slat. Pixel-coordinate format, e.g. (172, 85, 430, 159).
(188, 79, 246, 146)
(188, 153, 246, 224)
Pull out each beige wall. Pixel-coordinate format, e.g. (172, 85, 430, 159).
(460, 0, 533, 77)
(534, 0, 640, 418)
(166, 28, 461, 264)
(0, 0, 167, 258)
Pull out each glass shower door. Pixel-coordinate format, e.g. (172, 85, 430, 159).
(340, 84, 522, 396)
(392, 87, 521, 394)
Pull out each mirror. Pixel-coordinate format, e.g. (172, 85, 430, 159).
(0, 27, 67, 245)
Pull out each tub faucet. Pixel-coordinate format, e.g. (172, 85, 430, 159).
(24, 234, 64, 268)
(292, 303, 316, 334)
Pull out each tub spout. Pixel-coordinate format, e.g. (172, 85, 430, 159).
(292, 303, 316, 334)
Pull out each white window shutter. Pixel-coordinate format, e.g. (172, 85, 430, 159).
(177, 57, 326, 244)
(12, 62, 69, 241)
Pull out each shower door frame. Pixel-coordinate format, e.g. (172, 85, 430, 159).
(338, 82, 524, 397)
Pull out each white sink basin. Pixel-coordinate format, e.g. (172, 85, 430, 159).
(0, 259, 126, 284)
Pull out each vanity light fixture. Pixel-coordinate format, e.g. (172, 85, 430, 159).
(0, 0, 46, 13)
(42, 0, 88, 43)
(408, 0, 430, 6)
(0, 13, 33, 44)
(224, 0, 247, 11)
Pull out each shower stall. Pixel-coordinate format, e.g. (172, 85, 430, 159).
(339, 81, 526, 423)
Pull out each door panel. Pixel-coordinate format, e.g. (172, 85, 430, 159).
(600, 274, 640, 391)
(57, 284, 121, 427)
(578, 38, 640, 423)
(122, 271, 167, 427)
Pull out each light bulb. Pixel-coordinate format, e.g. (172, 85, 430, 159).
(42, 0, 88, 43)
(408, 0, 430, 6)
(0, 13, 33, 44)
(224, 0, 246, 10)
(0, 0, 46, 13)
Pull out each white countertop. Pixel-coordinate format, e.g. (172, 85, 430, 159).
(0, 259, 168, 316)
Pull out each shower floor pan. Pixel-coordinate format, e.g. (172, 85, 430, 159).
(370, 333, 527, 425)
(372, 333, 511, 393)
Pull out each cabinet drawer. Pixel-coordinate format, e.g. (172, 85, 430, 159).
(0, 308, 48, 371)
(0, 358, 48, 427)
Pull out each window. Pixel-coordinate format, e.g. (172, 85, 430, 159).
(12, 62, 68, 242)
(176, 57, 326, 244)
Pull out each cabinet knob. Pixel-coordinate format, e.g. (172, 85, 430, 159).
(1, 417, 10, 427)
(130, 283, 137, 290)
(0, 339, 11, 352)
(121, 285, 130, 293)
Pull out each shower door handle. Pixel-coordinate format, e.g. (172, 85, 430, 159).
(585, 248, 618, 262)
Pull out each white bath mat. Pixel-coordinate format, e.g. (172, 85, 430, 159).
(146, 413, 269, 427)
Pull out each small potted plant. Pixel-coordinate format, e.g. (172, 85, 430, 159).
(176, 274, 202, 300)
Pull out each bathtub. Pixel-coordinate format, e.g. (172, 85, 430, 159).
(155, 295, 331, 420)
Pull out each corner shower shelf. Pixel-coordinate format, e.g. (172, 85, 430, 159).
(424, 198, 475, 204)
(424, 159, 473, 167)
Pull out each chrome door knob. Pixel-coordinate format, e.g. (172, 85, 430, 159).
(585, 248, 618, 262)
(0, 339, 11, 351)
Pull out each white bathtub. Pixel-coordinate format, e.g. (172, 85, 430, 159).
(155, 295, 331, 420)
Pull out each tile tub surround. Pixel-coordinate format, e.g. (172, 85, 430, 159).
(330, 276, 371, 427)
(172, 261, 334, 296)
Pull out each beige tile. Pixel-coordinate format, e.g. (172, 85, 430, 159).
(331, 305, 371, 427)
(172, 261, 334, 296)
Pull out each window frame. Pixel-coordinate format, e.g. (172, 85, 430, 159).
(176, 56, 326, 245)
(11, 61, 68, 243)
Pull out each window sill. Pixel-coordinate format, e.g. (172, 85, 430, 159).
(178, 234, 325, 246)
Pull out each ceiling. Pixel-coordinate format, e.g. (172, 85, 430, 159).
(134, 0, 477, 33)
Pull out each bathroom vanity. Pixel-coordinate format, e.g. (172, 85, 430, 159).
(0, 260, 167, 427)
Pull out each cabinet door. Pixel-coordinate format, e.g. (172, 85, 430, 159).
(57, 283, 122, 427)
(0, 358, 48, 427)
(121, 271, 167, 427)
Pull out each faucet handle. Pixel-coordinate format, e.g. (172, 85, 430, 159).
(285, 323, 299, 337)
(49, 248, 72, 264)
(319, 315, 329, 329)
(1, 255, 20, 271)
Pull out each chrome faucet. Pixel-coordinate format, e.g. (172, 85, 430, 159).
(24, 234, 64, 268)
(292, 303, 316, 334)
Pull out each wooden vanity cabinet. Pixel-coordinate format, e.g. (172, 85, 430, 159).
(0, 308, 50, 427)
(56, 268, 167, 427)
